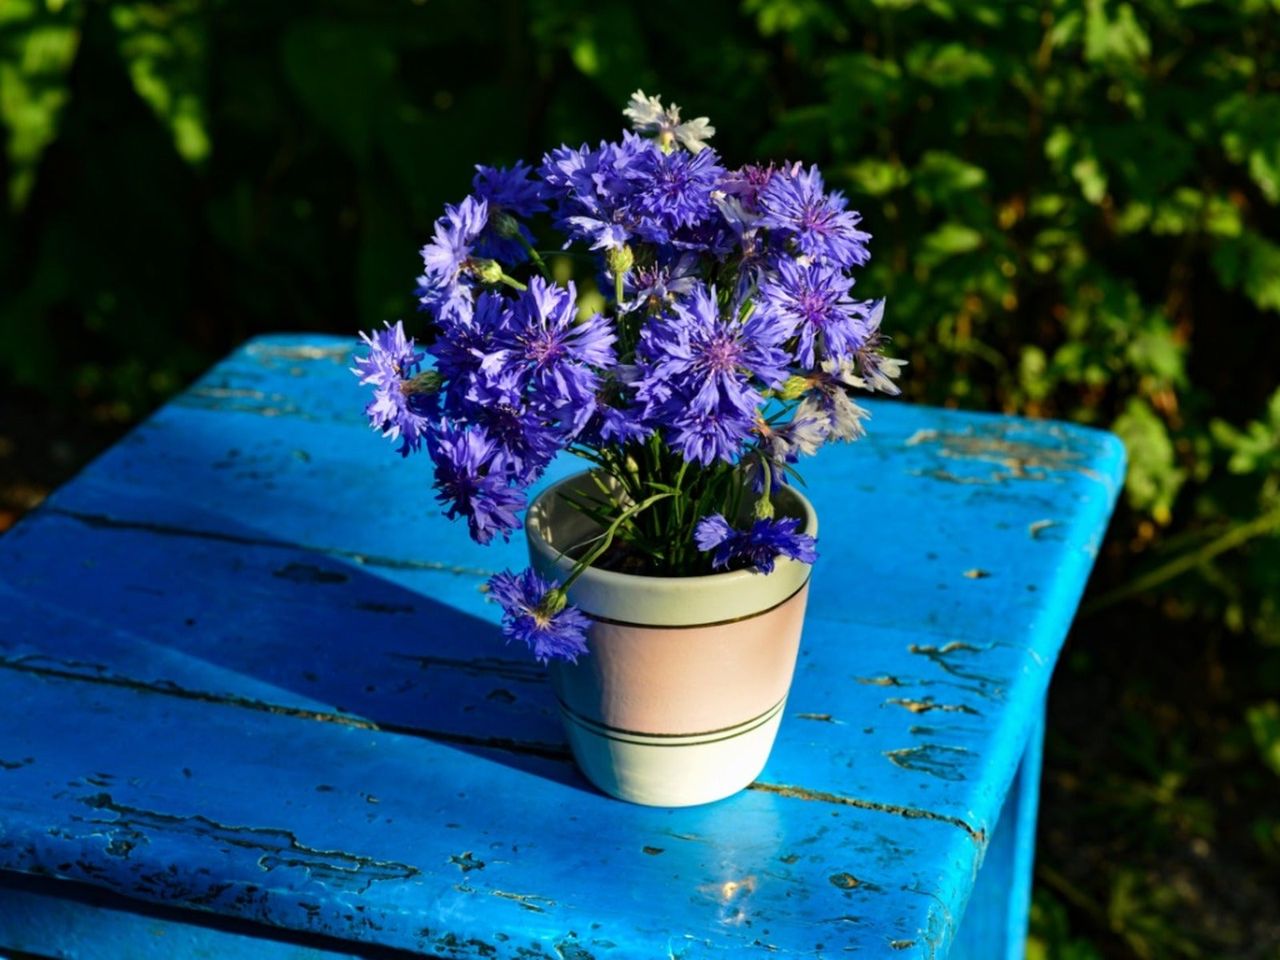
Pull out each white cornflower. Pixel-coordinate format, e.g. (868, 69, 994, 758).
(624, 89, 716, 154)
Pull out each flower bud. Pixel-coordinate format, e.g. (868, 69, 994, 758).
(538, 588, 568, 617)
(753, 496, 776, 520)
(471, 258, 504, 284)
(605, 244, 635, 277)
(780, 375, 811, 401)
(492, 211, 521, 239)
(406, 370, 444, 395)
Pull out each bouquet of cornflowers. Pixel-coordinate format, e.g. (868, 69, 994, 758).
(353, 92, 903, 664)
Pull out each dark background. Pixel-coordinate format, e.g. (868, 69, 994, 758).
(2, 2, 1278, 955)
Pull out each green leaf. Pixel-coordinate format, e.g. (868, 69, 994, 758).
(920, 222, 983, 261)
(1211, 387, 1280, 475)
(913, 150, 986, 197)
(0, 0, 83, 208)
(1084, 0, 1151, 66)
(1217, 93, 1280, 204)
(110, 1, 209, 166)
(1072, 155, 1108, 204)
(1113, 396, 1185, 522)
(1211, 231, 1280, 312)
(842, 158, 908, 197)
(1125, 320, 1186, 386)
(905, 42, 995, 86)
(1247, 702, 1280, 777)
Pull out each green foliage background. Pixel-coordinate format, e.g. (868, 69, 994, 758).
(2, 1, 1278, 956)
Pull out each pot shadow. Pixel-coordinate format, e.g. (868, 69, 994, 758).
(1, 496, 597, 797)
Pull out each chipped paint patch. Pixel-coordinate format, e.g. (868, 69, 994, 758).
(77, 792, 419, 892)
(884, 697, 980, 716)
(449, 851, 485, 873)
(829, 872, 861, 890)
(248, 342, 352, 362)
(1028, 519, 1060, 540)
(907, 642, 1006, 687)
(795, 712, 843, 724)
(491, 889, 556, 913)
(884, 745, 973, 781)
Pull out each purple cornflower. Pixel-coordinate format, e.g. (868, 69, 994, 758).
(759, 259, 871, 367)
(637, 282, 791, 464)
(351, 321, 436, 456)
(487, 568, 590, 663)
(627, 146, 726, 244)
(720, 163, 778, 212)
(481, 277, 616, 418)
(758, 164, 871, 268)
(418, 196, 489, 321)
(426, 422, 525, 545)
(694, 515, 818, 575)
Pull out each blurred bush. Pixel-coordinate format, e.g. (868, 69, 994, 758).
(2, 0, 1278, 955)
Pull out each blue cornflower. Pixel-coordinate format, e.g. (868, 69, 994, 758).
(472, 402, 564, 486)
(429, 291, 515, 415)
(487, 568, 590, 664)
(471, 163, 546, 264)
(693, 514, 818, 574)
(758, 164, 871, 268)
(637, 283, 791, 464)
(481, 277, 616, 418)
(627, 146, 726, 244)
(758, 258, 871, 367)
(472, 162, 547, 219)
(540, 135, 648, 250)
(351, 321, 436, 456)
(418, 196, 489, 321)
(427, 422, 525, 545)
(590, 402, 652, 445)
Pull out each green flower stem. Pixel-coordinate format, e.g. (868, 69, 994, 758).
(1083, 506, 1280, 615)
(498, 273, 527, 292)
(515, 232, 552, 280)
(560, 492, 676, 590)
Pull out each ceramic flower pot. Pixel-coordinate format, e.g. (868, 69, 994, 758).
(525, 472, 817, 807)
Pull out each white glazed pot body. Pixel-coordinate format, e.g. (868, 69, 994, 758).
(525, 473, 817, 807)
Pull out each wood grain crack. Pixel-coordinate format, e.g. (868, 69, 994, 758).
(748, 782, 985, 846)
(45, 507, 494, 578)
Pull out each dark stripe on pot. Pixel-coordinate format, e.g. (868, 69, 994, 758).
(578, 576, 811, 630)
(556, 696, 787, 747)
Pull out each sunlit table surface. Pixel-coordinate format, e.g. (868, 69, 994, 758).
(0, 334, 1124, 959)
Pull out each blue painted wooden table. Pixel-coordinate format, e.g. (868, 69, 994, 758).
(0, 335, 1125, 959)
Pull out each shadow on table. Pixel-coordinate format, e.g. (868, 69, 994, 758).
(0, 495, 598, 797)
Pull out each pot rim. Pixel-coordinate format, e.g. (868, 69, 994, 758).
(525, 469, 819, 588)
